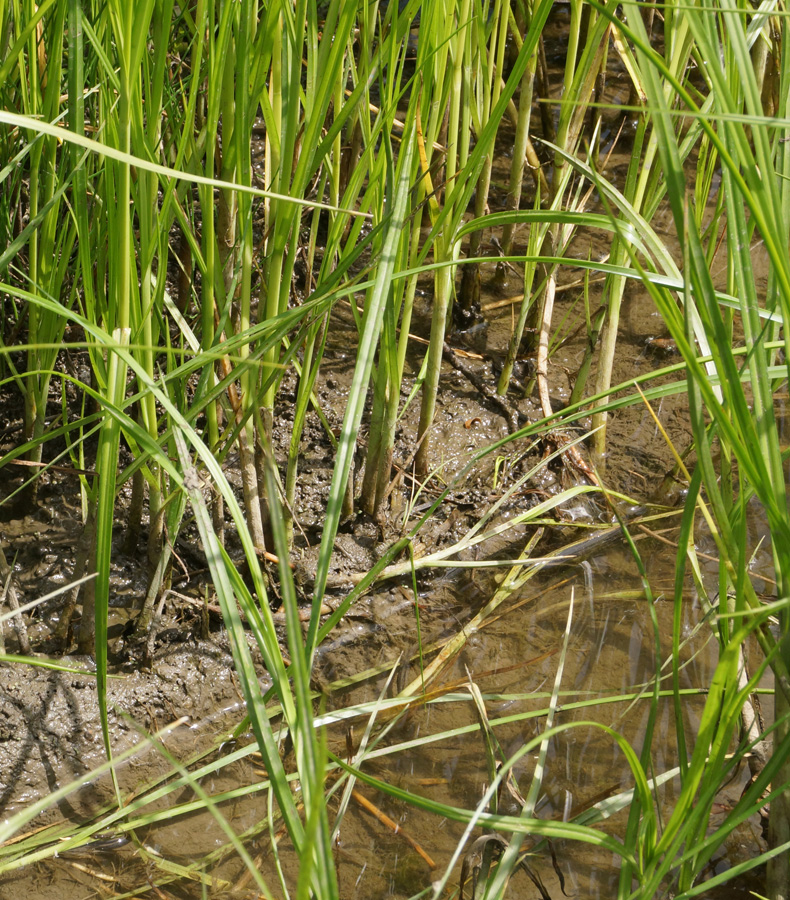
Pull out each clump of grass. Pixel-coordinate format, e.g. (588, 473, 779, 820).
(1, 0, 790, 897)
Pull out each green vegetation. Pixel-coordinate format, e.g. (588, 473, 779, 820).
(0, 0, 789, 897)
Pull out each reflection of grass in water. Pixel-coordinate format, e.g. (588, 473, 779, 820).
(0, 0, 788, 895)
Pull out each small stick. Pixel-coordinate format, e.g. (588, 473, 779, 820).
(535, 272, 556, 423)
(65, 861, 120, 883)
(441, 342, 520, 433)
(3, 458, 98, 477)
(351, 788, 436, 869)
(482, 275, 607, 312)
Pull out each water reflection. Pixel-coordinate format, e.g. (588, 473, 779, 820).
(332, 539, 763, 899)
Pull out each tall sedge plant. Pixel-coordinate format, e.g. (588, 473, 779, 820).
(455, 0, 510, 324)
(352, 2, 426, 516)
(307, 123, 418, 657)
(498, 0, 538, 260)
(589, 0, 701, 460)
(85, 0, 157, 765)
(414, 0, 475, 478)
(500, 0, 612, 394)
(258, 0, 359, 435)
(588, 0, 790, 896)
(415, 0, 553, 476)
(6, 1, 73, 485)
(130, 0, 176, 581)
(291, 0, 425, 526)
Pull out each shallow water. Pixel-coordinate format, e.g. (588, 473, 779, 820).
(2, 514, 768, 900)
(115, 516, 758, 898)
(0, 422, 774, 900)
(319, 541, 765, 900)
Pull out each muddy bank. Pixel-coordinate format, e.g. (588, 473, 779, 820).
(0, 641, 247, 819)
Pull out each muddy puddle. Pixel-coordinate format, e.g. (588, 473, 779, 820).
(0, 520, 770, 899)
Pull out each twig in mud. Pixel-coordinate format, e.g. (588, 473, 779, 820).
(482, 274, 606, 312)
(0, 543, 30, 655)
(544, 428, 600, 488)
(3, 458, 98, 478)
(533, 269, 598, 489)
(442, 342, 521, 433)
(636, 523, 679, 549)
(378, 424, 433, 509)
(64, 860, 121, 884)
(351, 787, 436, 869)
